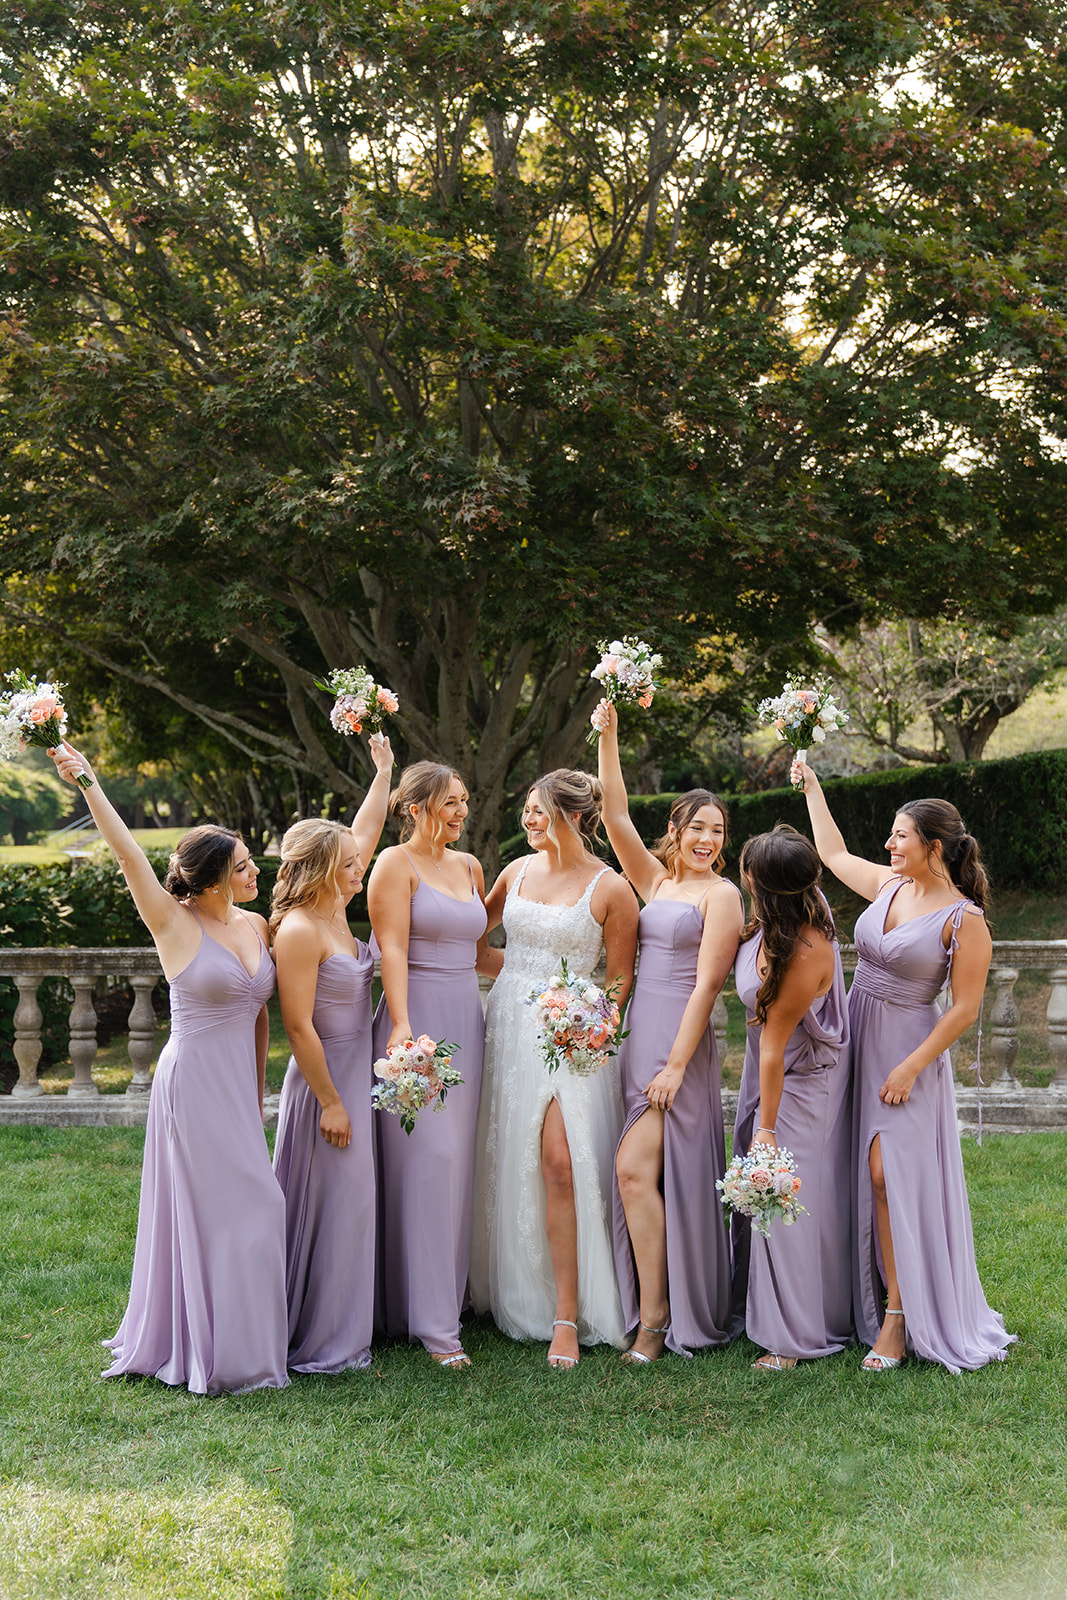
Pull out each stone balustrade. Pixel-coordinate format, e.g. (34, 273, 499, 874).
(3, 942, 1067, 1130)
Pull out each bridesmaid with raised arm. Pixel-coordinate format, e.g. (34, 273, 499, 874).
(595, 702, 742, 1362)
(470, 769, 638, 1368)
(731, 826, 852, 1371)
(797, 760, 1014, 1373)
(367, 762, 495, 1369)
(271, 734, 393, 1374)
(49, 740, 287, 1395)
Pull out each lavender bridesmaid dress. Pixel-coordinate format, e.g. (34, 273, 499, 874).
(372, 858, 486, 1354)
(103, 922, 288, 1395)
(610, 898, 733, 1354)
(850, 883, 1014, 1372)
(731, 929, 853, 1358)
(273, 944, 376, 1373)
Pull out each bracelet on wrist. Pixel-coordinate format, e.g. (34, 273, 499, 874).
(756, 1125, 776, 1135)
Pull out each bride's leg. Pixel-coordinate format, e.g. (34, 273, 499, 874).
(541, 1098, 579, 1365)
(615, 1110, 669, 1360)
(865, 1134, 906, 1365)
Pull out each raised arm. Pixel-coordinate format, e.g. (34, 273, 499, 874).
(274, 915, 352, 1147)
(644, 881, 744, 1111)
(878, 910, 992, 1106)
(793, 760, 891, 902)
(49, 741, 183, 944)
(749, 930, 836, 1152)
(350, 733, 394, 867)
(595, 701, 662, 901)
(366, 847, 415, 1052)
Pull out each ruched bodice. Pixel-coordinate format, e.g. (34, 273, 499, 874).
(851, 890, 971, 1009)
(499, 860, 608, 983)
(407, 879, 488, 974)
(169, 930, 275, 1041)
(311, 947, 373, 1042)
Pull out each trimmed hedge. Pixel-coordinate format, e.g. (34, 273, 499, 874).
(628, 747, 1067, 894)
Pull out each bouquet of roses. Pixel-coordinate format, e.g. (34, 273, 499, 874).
(528, 958, 623, 1077)
(316, 666, 399, 737)
(588, 637, 662, 742)
(756, 675, 848, 787)
(717, 1143, 806, 1238)
(371, 1034, 462, 1135)
(0, 671, 93, 788)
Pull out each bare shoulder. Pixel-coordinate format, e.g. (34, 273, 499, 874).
(703, 875, 745, 920)
(272, 906, 321, 954)
(594, 865, 638, 915)
(242, 909, 271, 947)
(464, 852, 487, 892)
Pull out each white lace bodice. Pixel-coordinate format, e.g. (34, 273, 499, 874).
(499, 859, 610, 985)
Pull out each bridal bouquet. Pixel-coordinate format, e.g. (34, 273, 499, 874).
(588, 637, 662, 742)
(316, 666, 399, 737)
(371, 1035, 462, 1135)
(0, 671, 93, 788)
(717, 1144, 806, 1238)
(528, 959, 623, 1077)
(756, 675, 848, 787)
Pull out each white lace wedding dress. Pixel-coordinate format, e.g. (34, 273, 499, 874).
(470, 858, 627, 1348)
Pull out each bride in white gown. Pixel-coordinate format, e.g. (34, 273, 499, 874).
(470, 770, 638, 1366)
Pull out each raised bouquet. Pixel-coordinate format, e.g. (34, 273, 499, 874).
(528, 958, 623, 1076)
(371, 1035, 462, 1135)
(717, 1143, 806, 1238)
(0, 671, 93, 788)
(756, 675, 848, 787)
(588, 636, 662, 742)
(316, 666, 399, 737)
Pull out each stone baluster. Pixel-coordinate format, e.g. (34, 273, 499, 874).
(713, 991, 728, 1067)
(1047, 968, 1067, 1089)
(988, 967, 1020, 1086)
(125, 976, 159, 1096)
(12, 977, 44, 1098)
(66, 977, 99, 1098)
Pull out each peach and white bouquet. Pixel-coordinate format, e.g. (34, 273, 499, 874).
(371, 1034, 462, 1135)
(0, 670, 93, 788)
(316, 666, 399, 737)
(528, 959, 623, 1076)
(756, 675, 848, 787)
(717, 1143, 806, 1238)
(588, 636, 662, 742)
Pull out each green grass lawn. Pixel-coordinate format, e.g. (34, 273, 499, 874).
(0, 1129, 1065, 1599)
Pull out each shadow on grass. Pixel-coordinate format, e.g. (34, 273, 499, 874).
(1, 1129, 1066, 1599)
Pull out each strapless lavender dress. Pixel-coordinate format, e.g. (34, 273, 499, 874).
(611, 898, 732, 1354)
(273, 945, 376, 1373)
(103, 928, 288, 1394)
(850, 883, 1014, 1372)
(732, 930, 853, 1359)
(372, 867, 486, 1354)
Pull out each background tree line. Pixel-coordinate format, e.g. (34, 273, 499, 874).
(3, 0, 1067, 863)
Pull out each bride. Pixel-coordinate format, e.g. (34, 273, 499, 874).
(470, 770, 638, 1367)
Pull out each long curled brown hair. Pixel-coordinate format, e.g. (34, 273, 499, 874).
(897, 798, 991, 915)
(650, 789, 727, 877)
(741, 825, 835, 1026)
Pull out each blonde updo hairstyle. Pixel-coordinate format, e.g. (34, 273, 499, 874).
(270, 818, 352, 939)
(527, 769, 605, 853)
(163, 826, 242, 908)
(651, 788, 728, 877)
(390, 761, 465, 850)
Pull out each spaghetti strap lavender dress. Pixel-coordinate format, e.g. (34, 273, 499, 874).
(850, 883, 1014, 1372)
(372, 861, 486, 1354)
(273, 944, 376, 1373)
(731, 929, 853, 1359)
(610, 897, 734, 1354)
(103, 925, 288, 1395)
